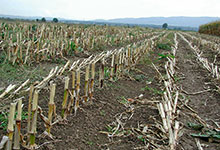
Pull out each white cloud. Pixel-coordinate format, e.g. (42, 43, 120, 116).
(0, 0, 219, 19)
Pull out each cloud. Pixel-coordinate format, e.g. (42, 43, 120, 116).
(0, 0, 219, 19)
(44, 9, 52, 17)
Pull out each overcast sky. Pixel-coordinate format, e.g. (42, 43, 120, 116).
(0, 0, 219, 20)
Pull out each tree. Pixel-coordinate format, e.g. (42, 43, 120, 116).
(41, 17, 46, 22)
(162, 23, 168, 29)
(53, 18, 58, 23)
(36, 19, 39, 22)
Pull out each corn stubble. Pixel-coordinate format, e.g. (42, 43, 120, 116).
(29, 90, 39, 149)
(0, 23, 167, 149)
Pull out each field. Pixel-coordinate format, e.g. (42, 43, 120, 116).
(0, 21, 220, 150)
(199, 21, 220, 36)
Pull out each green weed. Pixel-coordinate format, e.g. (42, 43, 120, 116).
(117, 96, 129, 105)
(104, 67, 110, 78)
(141, 86, 164, 95)
(0, 111, 28, 130)
(174, 75, 181, 82)
(68, 41, 76, 56)
(106, 125, 114, 133)
(0, 52, 7, 64)
(134, 74, 145, 82)
(157, 43, 172, 50)
(106, 82, 120, 89)
(0, 112, 8, 130)
(137, 135, 145, 142)
(87, 141, 94, 145)
(100, 110, 106, 116)
(158, 53, 175, 60)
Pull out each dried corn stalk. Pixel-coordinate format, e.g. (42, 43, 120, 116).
(6, 103, 16, 150)
(99, 59, 105, 88)
(89, 63, 95, 99)
(84, 65, 90, 103)
(29, 90, 39, 149)
(47, 84, 56, 134)
(0, 84, 16, 99)
(13, 99, 22, 150)
(110, 54, 115, 81)
(27, 85, 34, 136)
(75, 70, 81, 115)
(61, 77, 70, 119)
(68, 71, 76, 113)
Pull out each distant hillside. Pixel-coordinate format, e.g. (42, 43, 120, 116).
(96, 17, 220, 28)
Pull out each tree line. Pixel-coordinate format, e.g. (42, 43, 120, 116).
(36, 17, 58, 23)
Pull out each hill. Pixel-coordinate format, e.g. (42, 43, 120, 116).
(97, 17, 220, 28)
(0, 14, 219, 31)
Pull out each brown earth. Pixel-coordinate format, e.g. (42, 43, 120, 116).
(175, 35, 220, 150)
(34, 48, 166, 150)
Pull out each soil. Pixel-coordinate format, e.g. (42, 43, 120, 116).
(0, 31, 220, 150)
(175, 35, 220, 150)
(34, 49, 165, 150)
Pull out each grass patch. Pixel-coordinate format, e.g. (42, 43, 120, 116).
(140, 53, 152, 65)
(156, 43, 172, 51)
(166, 32, 175, 41)
(156, 32, 175, 51)
(0, 62, 59, 86)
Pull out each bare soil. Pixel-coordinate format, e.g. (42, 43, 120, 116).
(175, 35, 220, 150)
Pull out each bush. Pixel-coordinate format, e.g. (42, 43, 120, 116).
(162, 23, 168, 29)
(53, 18, 58, 23)
(198, 21, 220, 36)
(41, 17, 46, 22)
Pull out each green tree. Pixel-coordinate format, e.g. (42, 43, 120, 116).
(53, 18, 58, 23)
(36, 19, 39, 22)
(41, 17, 46, 22)
(162, 23, 168, 29)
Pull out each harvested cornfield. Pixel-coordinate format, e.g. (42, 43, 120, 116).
(0, 21, 220, 150)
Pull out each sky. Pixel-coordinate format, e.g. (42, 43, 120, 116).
(0, 0, 219, 20)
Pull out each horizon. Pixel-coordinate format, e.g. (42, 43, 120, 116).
(0, 0, 219, 20)
(1, 13, 219, 29)
(0, 13, 219, 21)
